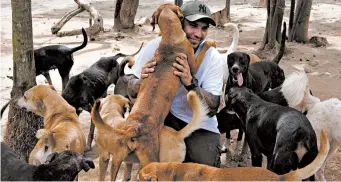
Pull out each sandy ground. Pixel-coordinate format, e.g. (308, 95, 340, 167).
(1, 0, 340, 181)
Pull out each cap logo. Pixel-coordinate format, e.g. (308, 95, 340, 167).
(198, 4, 207, 14)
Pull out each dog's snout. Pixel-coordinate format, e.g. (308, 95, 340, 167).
(232, 67, 239, 73)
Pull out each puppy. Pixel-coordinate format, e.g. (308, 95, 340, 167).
(35, 28, 87, 89)
(226, 86, 318, 180)
(16, 85, 86, 165)
(91, 91, 208, 181)
(62, 44, 141, 150)
(138, 129, 328, 181)
(259, 70, 341, 181)
(1, 142, 94, 181)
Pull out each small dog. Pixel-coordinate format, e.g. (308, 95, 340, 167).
(16, 85, 86, 165)
(1, 142, 94, 181)
(34, 28, 88, 89)
(259, 70, 341, 181)
(138, 130, 328, 181)
(226, 86, 318, 180)
(91, 91, 208, 181)
(62, 44, 141, 150)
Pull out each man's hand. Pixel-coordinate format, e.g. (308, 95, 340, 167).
(141, 59, 156, 79)
(173, 53, 192, 86)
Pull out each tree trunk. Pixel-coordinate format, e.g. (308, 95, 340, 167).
(288, 0, 312, 42)
(5, 0, 43, 162)
(226, 0, 231, 22)
(259, 0, 266, 8)
(114, 0, 139, 31)
(259, 0, 285, 50)
(174, 0, 183, 7)
(289, 0, 295, 34)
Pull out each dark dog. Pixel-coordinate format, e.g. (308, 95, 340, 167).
(1, 29, 88, 118)
(34, 28, 88, 89)
(217, 23, 287, 159)
(62, 43, 142, 150)
(225, 87, 318, 180)
(227, 22, 286, 92)
(1, 142, 94, 181)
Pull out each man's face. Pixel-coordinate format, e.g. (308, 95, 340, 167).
(183, 19, 209, 49)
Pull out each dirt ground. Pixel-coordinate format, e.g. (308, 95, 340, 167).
(1, 0, 340, 181)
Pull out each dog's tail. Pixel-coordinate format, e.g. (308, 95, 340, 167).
(69, 28, 88, 54)
(91, 99, 138, 137)
(224, 23, 239, 55)
(119, 56, 135, 77)
(1, 100, 10, 119)
(280, 129, 329, 181)
(280, 71, 320, 111)
(272, 22, 286, 64)
(176, 91, 209, 140)
(115, 42, 144, 58)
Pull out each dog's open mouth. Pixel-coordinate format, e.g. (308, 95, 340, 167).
(232, 73, 244, 87)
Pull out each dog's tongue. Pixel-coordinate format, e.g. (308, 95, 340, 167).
(237, 73, 243, 87)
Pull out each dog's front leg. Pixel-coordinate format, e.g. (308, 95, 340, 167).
(245, 134, 262, 167)
(85, 122, 95, 151)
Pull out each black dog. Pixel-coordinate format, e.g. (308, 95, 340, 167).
(62, 43, 142, 150)
(1, 142, 94, 181)
(225, 87, 318, 180)
(227, 22, 287, 92)
(1, 29, 88, 119)
(217, 22, 287, 158)
(34, 28, 88, 89)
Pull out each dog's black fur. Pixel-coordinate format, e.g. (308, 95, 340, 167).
(225, 87, 318, 180)
(1, 142, 94, 181)
(62, 43, 143, 150)
(34, 28, 88, 89)
(217, 23, 287, 154)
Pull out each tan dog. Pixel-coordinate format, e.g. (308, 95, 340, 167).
(92, 91, 208, 181)
(86, 4, 202, 181)
(139, 130, 329, 181)
(17, 85, 85, 165)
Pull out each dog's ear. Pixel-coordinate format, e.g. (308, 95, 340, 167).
(244, 53, 250, 65)
(150, 11, 159, 31)
(36, 99, 44, 111)
(176, 8, 184, 21)
(45, 152, 59, 163)
(82, 157, 95, 172)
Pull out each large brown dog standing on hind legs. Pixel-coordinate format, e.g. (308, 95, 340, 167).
(90, 4, 204, 181)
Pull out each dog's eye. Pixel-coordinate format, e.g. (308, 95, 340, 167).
(23, 95, 27, 100)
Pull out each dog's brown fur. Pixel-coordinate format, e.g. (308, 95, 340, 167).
(92, 91, 208, 181)
(87, 4, 200, 181)
(139, 130, 329, 181)
(16, 85, 85, 165)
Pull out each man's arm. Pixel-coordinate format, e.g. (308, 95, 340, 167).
(173, 53, 221, 117)
(192, 87, 220, 117)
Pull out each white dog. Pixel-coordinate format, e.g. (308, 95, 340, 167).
(260, 70, 341, 181)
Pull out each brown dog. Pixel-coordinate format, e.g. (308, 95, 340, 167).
(17, 85, 85, 165)
(139, 130, 329, 181)
(88, 4, 202, 180)
(91, 91, 208, 181)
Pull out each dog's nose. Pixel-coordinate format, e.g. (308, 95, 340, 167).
(232, 67, 239, 73)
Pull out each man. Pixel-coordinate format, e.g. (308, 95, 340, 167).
(116, 1, 224, 167)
